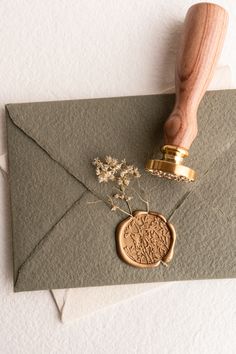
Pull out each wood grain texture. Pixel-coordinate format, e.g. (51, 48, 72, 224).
(164, 3, 228, 149)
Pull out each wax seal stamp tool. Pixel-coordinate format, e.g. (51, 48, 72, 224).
(146, 3, 228, 182)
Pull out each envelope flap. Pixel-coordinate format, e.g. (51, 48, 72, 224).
(6, 96, 170, 200)
(6, 110, 86, 281)
(6, 91, 236, 206)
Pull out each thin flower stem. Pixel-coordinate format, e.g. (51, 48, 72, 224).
(114, 206, 133, 217)
(118, 185, 133, 214)
(137, 180, 150, 212)
(87, 200, 103, 204)
(113, 186, 124, 193)
(87, 196, 116, 210)
(87, 197, 132, 217)
(131, 187, 150, 213)
(125, 199, 133, 214)
(107, 195, 133, 217)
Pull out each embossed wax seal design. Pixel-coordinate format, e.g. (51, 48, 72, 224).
(116, 211, 176, 268)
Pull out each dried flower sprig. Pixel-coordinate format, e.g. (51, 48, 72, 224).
(93, 156, 141, 187)
(91, 156, 148, 216)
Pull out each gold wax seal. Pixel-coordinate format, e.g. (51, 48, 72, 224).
(116, 210, 176, 268)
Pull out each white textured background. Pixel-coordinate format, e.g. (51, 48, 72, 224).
(0, 0, 236, 353)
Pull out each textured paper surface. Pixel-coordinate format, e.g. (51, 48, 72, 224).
(53, 67, 235, 322)
(6, 89, 236, 292)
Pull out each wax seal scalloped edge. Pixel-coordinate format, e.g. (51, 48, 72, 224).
(116, 210, 176, 268)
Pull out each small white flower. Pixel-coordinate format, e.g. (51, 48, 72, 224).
(109, 174, 115, 181)
(113, 193, 125, 200)
(93, 157, 101, 166)
(118, 177, 130, 187)
(123, 177, 130, 186)
(133, 167, 141, 177)
(113, 163, 123, 172)
(95, 167, 101, 176)
(98, 172, 109, 183)
(125, 196, 133, 201)
(117, 177, 123, 186)
(105, 156, 118, 167)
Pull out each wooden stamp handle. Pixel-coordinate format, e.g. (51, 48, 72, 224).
(164, 3, 228, 149)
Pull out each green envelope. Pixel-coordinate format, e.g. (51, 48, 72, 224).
(6, 90, 236, 292)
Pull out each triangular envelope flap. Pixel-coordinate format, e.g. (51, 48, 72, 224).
(196, 140, 236, 220)
(169, 192, 236, 280)
(6, 91, 236, 206)
(6, 95, 173, 195)
(191, 90, 236, 172)
(14, 191, 126, 291)
(7, 111, 86, 281)
(168, 142, 236, 277)
(14, 181, 236, 291)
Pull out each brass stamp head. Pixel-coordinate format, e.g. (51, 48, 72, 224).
(145, 145, 196, 182)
